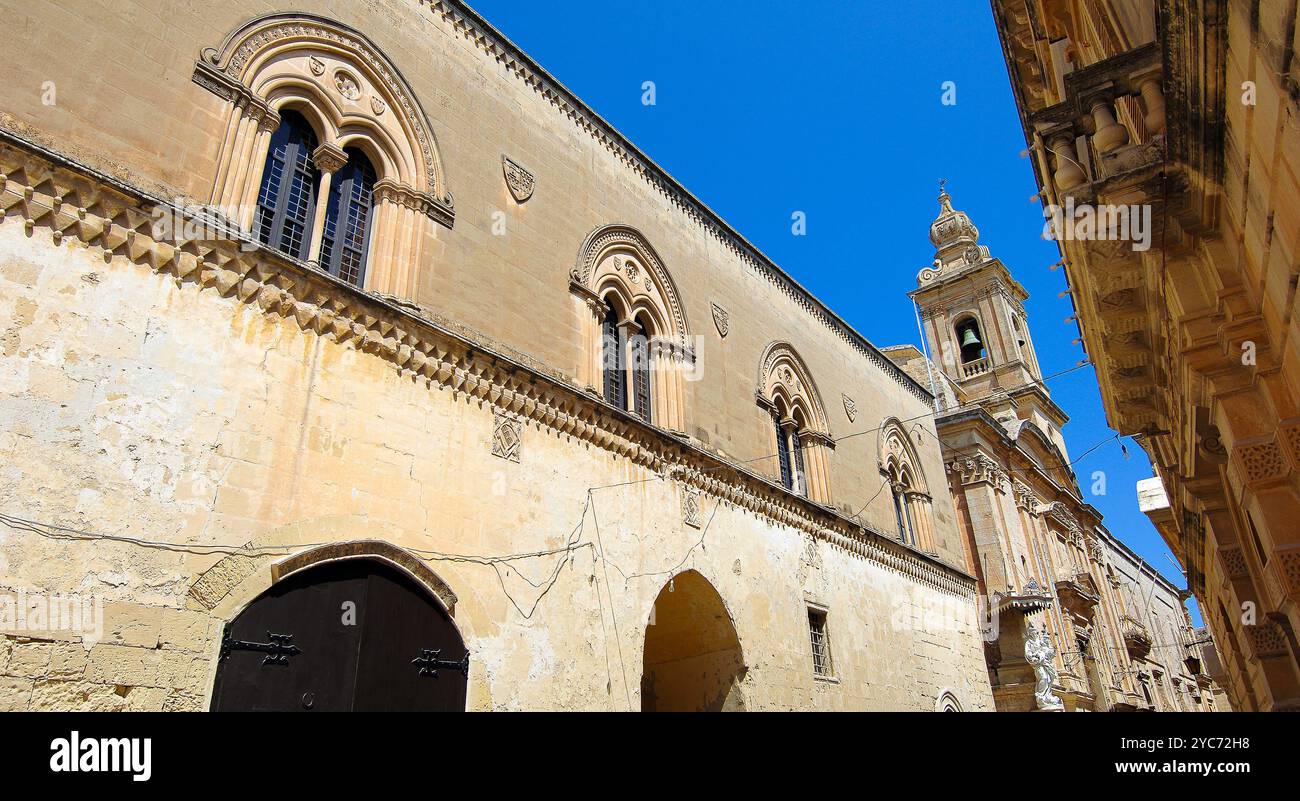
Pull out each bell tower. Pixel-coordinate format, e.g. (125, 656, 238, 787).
(910, 183, 1068, 455)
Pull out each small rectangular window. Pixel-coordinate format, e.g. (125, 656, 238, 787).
(807, 607, 833, 678)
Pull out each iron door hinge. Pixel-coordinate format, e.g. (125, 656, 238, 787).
(220, 629, 302, 665)
(412, 648, 470, 678)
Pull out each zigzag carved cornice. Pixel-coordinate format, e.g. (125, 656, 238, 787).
(0, 131, 975, 599)
(414, 0, 932, 405)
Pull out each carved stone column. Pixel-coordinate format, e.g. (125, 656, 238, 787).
(211, 98, 279, 229)
(799, 431, 834, 505)
(651, 338, 688, 432)
(570, 280, 606, 395)
(370, 179, 432, 299)
(905, 490, 936, 554)
(1138, 78, 1166, 135)
(306, 142, 347, 266)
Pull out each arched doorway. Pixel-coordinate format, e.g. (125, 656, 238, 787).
(641, 570, 746, 712)
(210, 558, 467, 712)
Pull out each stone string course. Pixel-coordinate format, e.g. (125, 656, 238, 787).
(0, 133, 976, 604)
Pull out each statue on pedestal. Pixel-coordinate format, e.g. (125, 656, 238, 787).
(1024, 622, 1064, 710)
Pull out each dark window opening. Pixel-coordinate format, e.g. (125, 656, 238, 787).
(955, 318, 986, 364)
(775, 411, 793, 491)
(602, 301, 625, 409)
(630, 322, 652, 424)
(254, 110, 321, 261)
(319, 148, 377, 287)
(808, 608, 832, 677)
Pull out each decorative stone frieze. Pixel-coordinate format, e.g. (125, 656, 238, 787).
(0, 132, 975, 600)
(1219, 547, 1248, 579)
(1012, 480, 1037, 512)
(949, 455, 1007, 491)
(1243, 621, 1288, 660)
(1236, 439, 1290, 486)
(1277, 548, 1300, 600)
(1044, 501, 1085, 539)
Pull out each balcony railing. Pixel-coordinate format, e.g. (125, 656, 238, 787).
(1122, 615, 1152, 659)
(961, 357, 990, 378)
(1029, 43, 1165, 197)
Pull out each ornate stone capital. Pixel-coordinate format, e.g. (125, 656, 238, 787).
(950, 454, 1007, 491)
(372, 178, 454, 228)
(311, 142, 349, 174)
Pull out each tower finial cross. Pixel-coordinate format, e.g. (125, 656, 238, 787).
(938, 178, 948, 193)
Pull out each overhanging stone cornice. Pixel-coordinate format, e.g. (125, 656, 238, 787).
(417, 1, 933, 405)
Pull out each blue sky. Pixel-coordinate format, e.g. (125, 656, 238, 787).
(470, 0, 1193, 610)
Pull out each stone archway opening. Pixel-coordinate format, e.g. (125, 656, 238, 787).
(641, 570, 746, 712)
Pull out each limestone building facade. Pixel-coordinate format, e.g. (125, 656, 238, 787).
(886, 188, 1223, 711)
(0, 0, 995, 711)
(990, 0, 1300, 711)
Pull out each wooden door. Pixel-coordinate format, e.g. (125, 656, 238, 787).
(210, 559, 467, 712)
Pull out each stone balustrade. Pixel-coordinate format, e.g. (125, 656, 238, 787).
(1029, 43, 1166, 196)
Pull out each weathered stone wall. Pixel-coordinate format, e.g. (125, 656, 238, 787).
(0, 0, 963, 560)
(0, 219, 992, 710)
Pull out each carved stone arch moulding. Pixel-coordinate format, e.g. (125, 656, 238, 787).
(878, 417, 928, 494)
(570, 224, 690, 349)
(189, 538, 461, 622)
(192, 13, 454, 299)
(878, 416, 937, 554)
(755, 342, 830, 435)
(273, 540, 461, 616)
(935, 690, 964, 712)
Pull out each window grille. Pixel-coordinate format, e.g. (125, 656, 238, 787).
(775, 413, 793, 490)
(630, 331, 651, 423)
(808, 608, 832, 677)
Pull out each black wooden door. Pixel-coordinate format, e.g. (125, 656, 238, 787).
(210, 559, 467, 712)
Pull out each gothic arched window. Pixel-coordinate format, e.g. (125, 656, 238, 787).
(599, 298, 655, 423)
(889, 464, 920, 544)
(771, 399, 809, 496)
(319, 148, 378, 287)
(757, 343, 833, 503)
(572, 226, 692, 430)
(880, 421, 936, 553)
(194, 14, 454, 298)
(254, 110, 321, 262)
